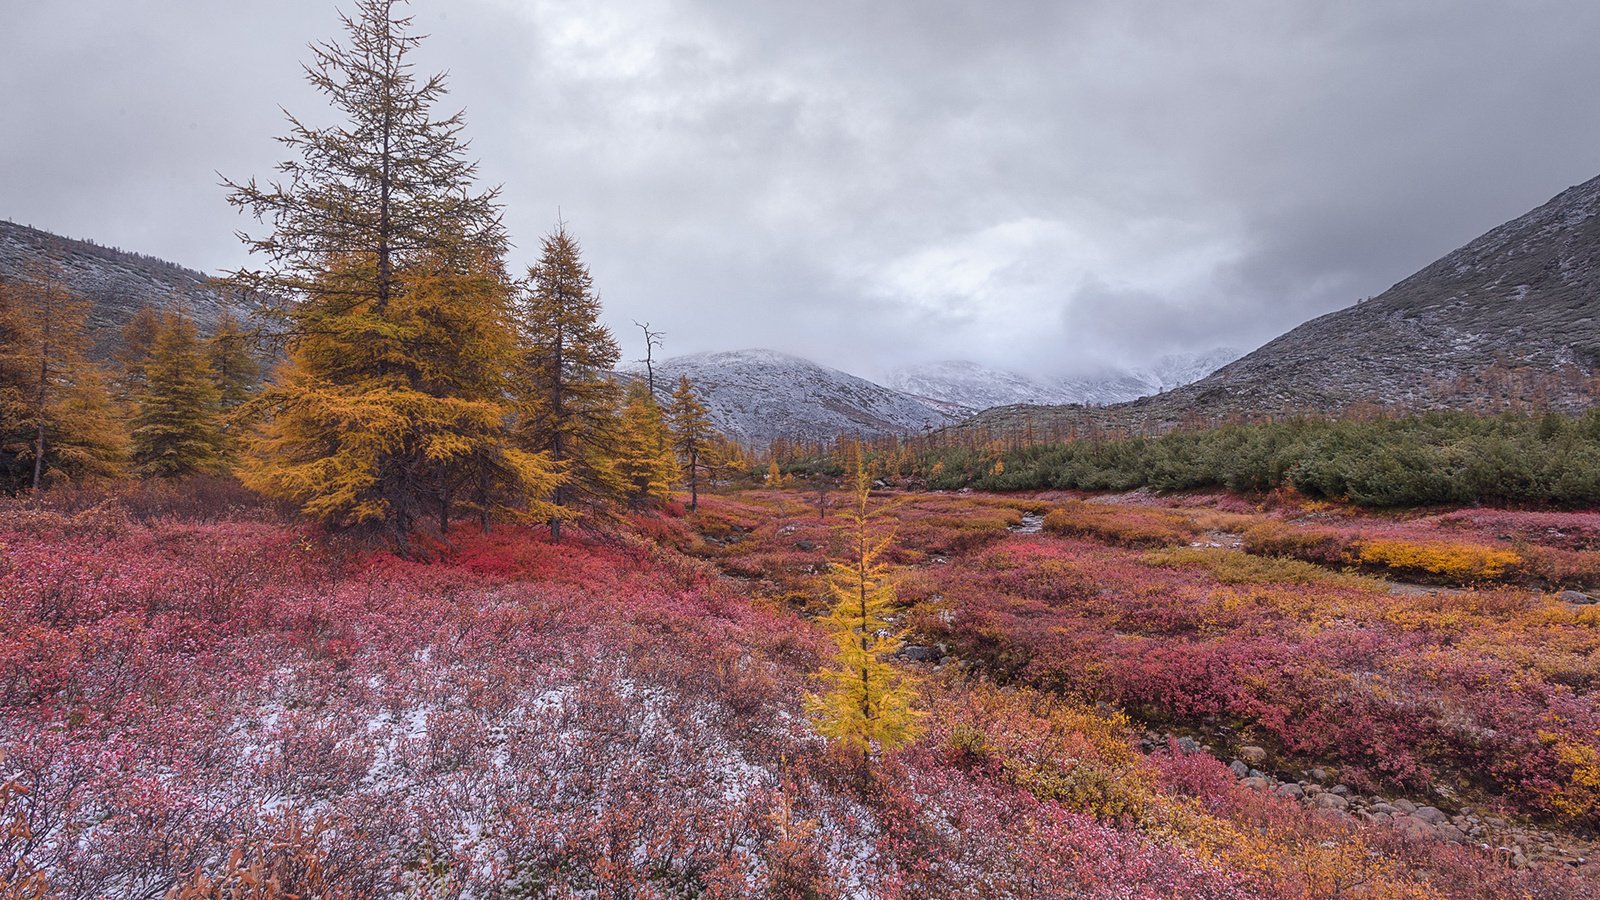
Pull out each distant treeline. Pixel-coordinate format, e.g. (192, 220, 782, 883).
(913, 410, 1600, 507)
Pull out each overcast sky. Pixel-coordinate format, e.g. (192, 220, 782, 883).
(4, 0, 1600, 379)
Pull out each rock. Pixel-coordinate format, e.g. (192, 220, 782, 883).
(1239, 745, 1268, 764)
(794, 540, 818, 552)
(1175, 736, 1201, 754)
(1393, 799, 1418, 814)
(897, 645, 942, 662)
(1229, 760, 1251, 778)
(1393, 815, 1435, 842)
(1317, 809, 1357, 826)
(1434, 822, 1468, 844)
(1360, 811, 1393, 825)
(1370, 801, 1396, 814)
(1248, 768, 1264, 779)
(1559, 590, 1596, 604)
(1330, 784, 1351, 797)
(1309, 767, 1329, 783)
(1240, 777, 1270, 792)
(1273, 783, 1304, 799)
(1413, 806, 1449, 825)
(1314, 793, 1350, 811)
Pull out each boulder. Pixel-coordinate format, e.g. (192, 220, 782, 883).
(1559, 590, 1596, 604)
(1413, 806, 1449, 825)
(897, 645, 942, 662)
(1273, 783, 1304, 800)
(1229, 760, 1250, 778)
(1240, 777, 1271, 792)
(1314, 793, 1350, 811)
(1239, 745, 1268, 764)
(1392, 815, 1435, 842)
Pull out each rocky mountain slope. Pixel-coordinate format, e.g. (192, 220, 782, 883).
(961, 173, 1600, 436)
(0, 220, 237, 352)
(886, 348, 1241, 411)
(638, 349, 959, 446)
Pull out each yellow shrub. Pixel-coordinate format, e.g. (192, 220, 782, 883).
(1351, 538, 1522, 584)
(1539, 732, 1600, 823)
(1143, 547, 1374, 588)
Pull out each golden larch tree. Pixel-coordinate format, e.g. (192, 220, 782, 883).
(807, 460, 924, 761)
(667, 374, 716, 510)
(0, 268, 124, 492)
(615, 381, 679, 509)
(206, 310, 261, 411)
(130, 313, 227, 477)
(224, 0, 559, 545)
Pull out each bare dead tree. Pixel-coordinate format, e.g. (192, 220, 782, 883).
(634, 320, 665, 396)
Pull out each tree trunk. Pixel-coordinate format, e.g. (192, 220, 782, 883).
(31, 323, 48, 491)
(689, 449, 699, 510)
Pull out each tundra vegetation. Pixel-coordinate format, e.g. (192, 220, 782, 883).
(3, 2, 1600, 897)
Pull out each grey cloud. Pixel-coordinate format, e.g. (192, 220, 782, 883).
(5, 0, 1600, 379)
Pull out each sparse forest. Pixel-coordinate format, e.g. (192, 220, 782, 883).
(4, 1, 1600, 898)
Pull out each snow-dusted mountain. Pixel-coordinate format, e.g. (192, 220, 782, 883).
(884, 360, 1074, 411)
(1143, 347, 1244, 394)
(638, 349, 959, 446)
(0, 220, 241, 354)
(885, 348, 1242, 412)
(965, 172, 1600, 437)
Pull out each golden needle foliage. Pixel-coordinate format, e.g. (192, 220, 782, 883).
(807, 461, 924, 757)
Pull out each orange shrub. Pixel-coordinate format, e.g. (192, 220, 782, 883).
(1240, 521, 1352, 565)
(1043, 502, 1197, 549)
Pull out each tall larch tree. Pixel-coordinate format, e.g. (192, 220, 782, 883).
(0, 268, 125, 493)
(667, 374, 715, 510)
(516, 222, 624, 540)
(806, 460, 923, 763)
(130, 313, 227, 477)
(615, 381, 679, 509)
(224, 0, 559, 545)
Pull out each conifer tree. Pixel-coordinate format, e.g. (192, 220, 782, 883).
(130, 314, 227, 477)
(114, 305, 164, 405)
(667, 374, 715, 510)
(224, 0, 558, 543)
(0, 269, 125, 492)
(615, 381, 679, 509)
(806, 461, 923, 761)
(515, 222, 624, 539)
(206, 311, 261, 411)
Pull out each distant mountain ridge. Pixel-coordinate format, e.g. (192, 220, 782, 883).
(0, 220, 237, 352)
(961, 173, 1600, 437)
(634, 349, 959, 446)
(886, 348, 1241, 412)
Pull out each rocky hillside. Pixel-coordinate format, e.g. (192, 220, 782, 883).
(638, 349, 959, 446)
(0, 220, 237, 352)
(961, 173, 1600, 436)
(887, 348, 1241, 411)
